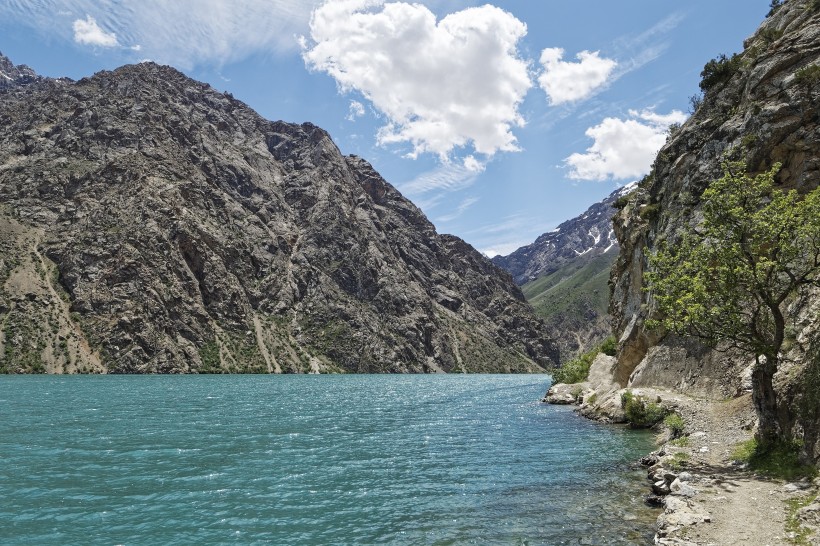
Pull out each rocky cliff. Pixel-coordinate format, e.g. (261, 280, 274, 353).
(0, 56, 558, 374)
(494, 185, 631, 360)
(609, 0, 819, 449)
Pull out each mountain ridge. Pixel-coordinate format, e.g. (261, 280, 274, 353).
(0, 56, 558, 374)
(493, 185, 634, 360)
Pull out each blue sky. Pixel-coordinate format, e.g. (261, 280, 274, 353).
(0, 0, 771, 256)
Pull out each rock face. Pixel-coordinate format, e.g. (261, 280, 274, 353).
(0, 56, 558, 374)
(494, 185, 631, 359)
(0, 52, 43, 89)
(610, 1, 820, 451)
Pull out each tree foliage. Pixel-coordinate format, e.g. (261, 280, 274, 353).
(645, 161, 820, 444)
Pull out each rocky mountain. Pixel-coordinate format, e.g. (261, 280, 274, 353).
(493, 184, 628, 285)
(606, 0, 820, 456)
(0, 52, 44, 90)
(0, 55, 558, 374)
(493, 185, 633, 360)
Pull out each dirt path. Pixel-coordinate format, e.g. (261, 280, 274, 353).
(635, 389, 820, 545)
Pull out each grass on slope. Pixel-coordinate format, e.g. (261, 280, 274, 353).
(522, 249, 617, 321)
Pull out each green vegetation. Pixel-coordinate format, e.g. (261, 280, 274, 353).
(646, 161, 820, 447)
(523, 251, 615, 342)
(551, 336, 617, 384)
(669, 436, 690, 448)
(621, 390, 668, 428)
(786, 494, 818, 545)
(664, 412, 685, 438)
(599, 335, 617, 357)
(638, 203, 660, 221)
(198, 340, 222, 373)
(688, 93, 703, 114)
(699, 53, 743, 91)
(732, 438, 818, 481)
(552, 346, 597, 384)
(667, 451, 690, 470)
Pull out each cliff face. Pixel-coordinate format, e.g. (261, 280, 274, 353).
(494, 186, 632, 359)
(0, 58, 557, 374)
(610, 0, 819, 432)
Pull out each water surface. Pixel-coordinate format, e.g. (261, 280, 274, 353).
(0, 375, 656, 544)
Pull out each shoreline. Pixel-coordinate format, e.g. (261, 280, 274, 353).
(547, 382, 820, 545)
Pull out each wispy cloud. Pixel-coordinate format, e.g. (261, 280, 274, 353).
(2, 0, 317, 68)
(398, 159, 485, 197)
(611, 12, 685, 77)
(436, 196, 479, 224)
(346, 100, 365, 122)
(464, 213, 556, 257)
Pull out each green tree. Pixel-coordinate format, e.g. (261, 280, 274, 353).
(646, 161, 820, 446)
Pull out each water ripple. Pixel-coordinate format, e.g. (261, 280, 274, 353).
(0, 375, 657, 544)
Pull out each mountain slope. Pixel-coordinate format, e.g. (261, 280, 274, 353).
(608, 0, 820, 456)
(0, 57, 558, 374)
(494, 186, 632, 360)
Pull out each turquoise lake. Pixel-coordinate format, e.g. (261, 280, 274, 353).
(0, 375, 657, 544)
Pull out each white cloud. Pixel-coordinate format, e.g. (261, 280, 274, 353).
(302, 1, 531, 160)
(5, 1, 317, 68)
(538, 48, 616, 105)
(346, 100, 366, 121)
(565, 108, 687, 181)
(73, 15, 118, 47)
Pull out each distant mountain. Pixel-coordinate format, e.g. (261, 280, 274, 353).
(0, 52, 44, 89)
(493, 185, 635, 360)
(493, 184, 633, 284)
(0, 54, 558, 374)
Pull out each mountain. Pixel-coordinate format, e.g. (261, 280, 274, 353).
(492, 185, 628, 285)
(605, 0, 820, 458)
(493, 185, 633, 360)
(0, 52, 42, 89)
(0, 55, 558, 374)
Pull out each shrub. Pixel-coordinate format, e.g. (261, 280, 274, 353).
(700, 53, 743, 91)
(552, 348, 596, 384)
(664, 412, 685, 438)
(600, 336, 617, 356)
(767, 0, 784, 17)
(688, 93, 703, 114)
(553, 337, 619, 384)
(670, 436, 689, 447)
(614, 194, 632, 210)
(621, 390, 668, 428)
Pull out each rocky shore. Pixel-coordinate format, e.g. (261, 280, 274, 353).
(545, 355, 820, 545)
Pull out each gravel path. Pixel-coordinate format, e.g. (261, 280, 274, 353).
(638, 390, 820, 545)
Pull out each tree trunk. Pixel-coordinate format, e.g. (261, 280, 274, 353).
(752, 354, 782, 447)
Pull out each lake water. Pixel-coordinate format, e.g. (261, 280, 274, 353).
(0, 375, 657, 544)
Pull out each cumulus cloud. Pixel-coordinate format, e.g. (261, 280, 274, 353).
(566, 108, 687, 181)
(72, 15, 118, 47)
(5, 1, 316, 67)
(302, 1, 532, 160)
(538, 48, 617, 105)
